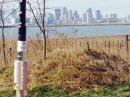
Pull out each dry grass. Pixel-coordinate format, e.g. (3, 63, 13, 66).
(30, 48, 130, 93)
(0, 35, 130, 93)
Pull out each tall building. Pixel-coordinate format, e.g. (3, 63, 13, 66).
(47, 13, 55, 24)
(128, 15, 130, 19)
(110, 14, 118, 22)
(67, 10, 73, 24)
(82, 13, 87, 22)
(68, 10, 73, 21)
(73, 10, 79, 23)
(87, 8, 93, 23)
(55, 8, 61, 21)
(110, 14, 117, 19)
(61, 7, 68, 21)
(96, 10, 101, 22)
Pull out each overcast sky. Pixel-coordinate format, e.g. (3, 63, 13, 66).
(46, 0, 130, 17)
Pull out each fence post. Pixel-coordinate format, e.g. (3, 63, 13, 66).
(104, 41, 106, 51)
(125, 35, 129, 62)
(108, 41, 111, 53)
(117, 40, 120, 55)
(56, 39, 58, 48)
(87, 42, 90, 50)
(80, 42, 82, 47)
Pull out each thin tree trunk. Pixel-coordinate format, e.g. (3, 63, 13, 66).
(1, 4, 7, 65)
(42, 0, 47, 60)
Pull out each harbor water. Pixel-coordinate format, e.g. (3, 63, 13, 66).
(1, 25, 130, 39)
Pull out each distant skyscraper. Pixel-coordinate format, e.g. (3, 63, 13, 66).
(73, 10, 79, 23)
(110, 14, 117, 19)
(96, 10, 101, 21)
(55, 8, 61, 21)
(82, 13, 87, 22)
(110, 14, 118, 22)
(47, 13, 55, 24)
(128, 15, 130, 19)
(61, 7, 68, 21)
(87, 8, 93, 23)
(62, 7, 68, 14)
(68, 10, 73, 21)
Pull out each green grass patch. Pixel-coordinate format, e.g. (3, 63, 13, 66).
(26, 85, 130, 97)
(0, 90, 15, 97)
(1, 85, 130, 97)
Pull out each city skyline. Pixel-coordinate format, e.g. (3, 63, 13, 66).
(2, 6, 130, 25)
(47, 0, 130, 17)
(2, 0, 130, 18)
(1, 0, 130, 25)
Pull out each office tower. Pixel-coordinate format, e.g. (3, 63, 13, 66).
(61, 7, 68, 21)
(82, 13, 87, 22)
(47, 13, 55, 24)
(128, 15, 130, 19)
(55, 8, 61, 21)
(96, 10, 101, 21)
(105, 14, 109, 20)
(110, 14, 117, 19)
(73, 10, 79, 23)
(68, 10, 73, 20)
(110, 14, 118, 22)
(87, 8, 93, 23)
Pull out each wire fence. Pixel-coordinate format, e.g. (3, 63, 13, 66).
(0, 34, 130, 65)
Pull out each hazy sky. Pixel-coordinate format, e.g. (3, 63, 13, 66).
(46, 0, 130, 17)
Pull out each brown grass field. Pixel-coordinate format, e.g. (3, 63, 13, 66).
(0, 35, 130, 94)
(0, 35, 129, 64)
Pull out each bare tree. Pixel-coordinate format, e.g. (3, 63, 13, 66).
(0, 1, 7, 65)
(42, 0, 47, 60)
(28, 0, 47, 61)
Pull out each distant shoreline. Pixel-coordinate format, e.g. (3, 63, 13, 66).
(1, 23, 130, 28)
(45, 23, 130, 27)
